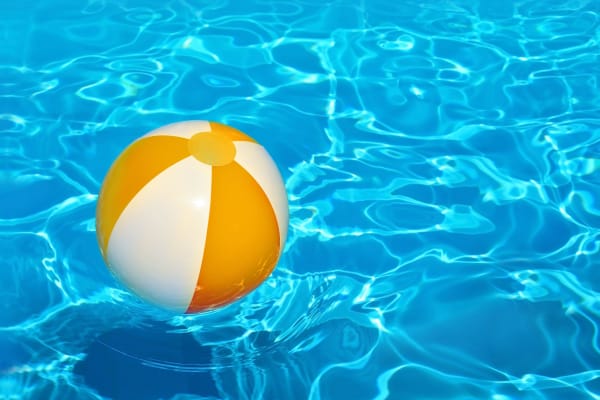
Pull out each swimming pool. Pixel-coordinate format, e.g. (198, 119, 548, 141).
(2, 0, 600, 398)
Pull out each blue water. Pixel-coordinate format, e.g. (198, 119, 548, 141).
(2, 0, 600, 399)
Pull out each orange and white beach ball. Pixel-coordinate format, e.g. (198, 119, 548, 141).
(95, 121, 288, 313)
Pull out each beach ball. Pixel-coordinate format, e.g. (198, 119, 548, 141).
(95, 121, 288, 313)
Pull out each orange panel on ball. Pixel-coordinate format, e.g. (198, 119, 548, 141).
(96, 135, 190, 257)
(209, 121, 257, 143)
(186, 161, 281, 312)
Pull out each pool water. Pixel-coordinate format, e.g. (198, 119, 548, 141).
(2, 0, 600, 399)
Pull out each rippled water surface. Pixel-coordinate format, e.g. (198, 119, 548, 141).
(2, 0, 600, 399)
